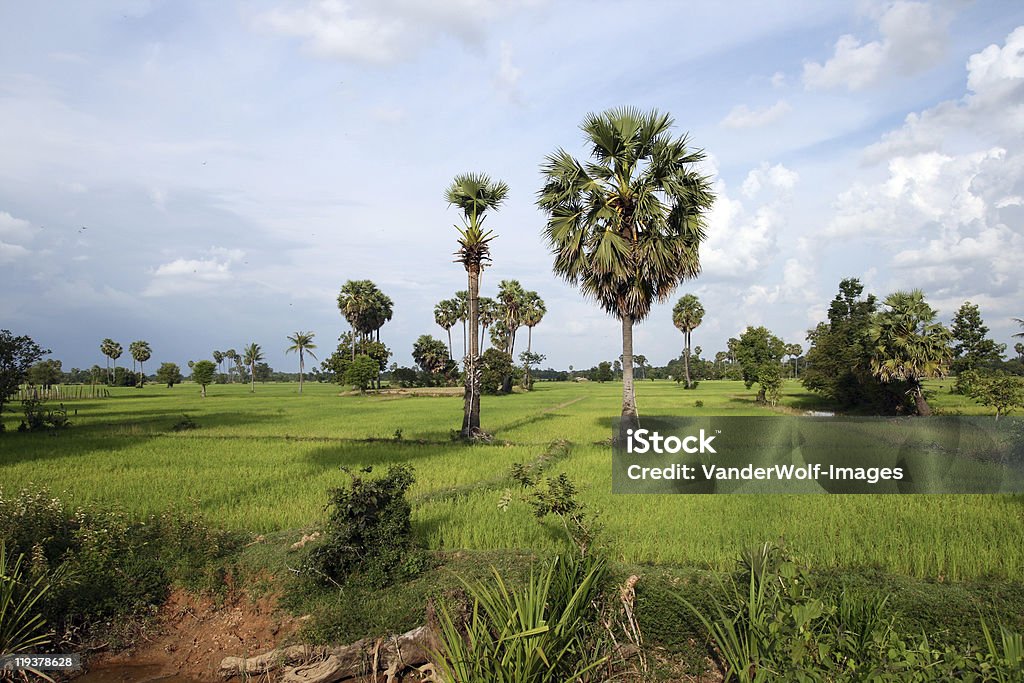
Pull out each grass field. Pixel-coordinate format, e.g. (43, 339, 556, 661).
(2, 378, 1021, 581)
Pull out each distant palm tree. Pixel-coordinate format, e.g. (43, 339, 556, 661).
(225, 349, 238, 382)
(497, 279, 527, 354)
(446, 172, 509, 438)
(673, 295, 704, 389)
(870, 290, 953, 416)
(242, 343, 264, 393)
(286, 332, 317, 394)
(539, 108, 714, 433)
(434, 299, 460, 360)
(213, 349, 225, 376)
(129, 340, 152, 387)
(478, 296, 498, 353)
(1015, 342, 1024, 360)
(521, 291, 546, 354)
(100, 339, 123, 385)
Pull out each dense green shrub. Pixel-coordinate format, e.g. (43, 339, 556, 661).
(308, 465, 423, 588)
(0, 488, 240, 644)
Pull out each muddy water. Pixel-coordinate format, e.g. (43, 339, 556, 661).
(75, 664, 202, 682)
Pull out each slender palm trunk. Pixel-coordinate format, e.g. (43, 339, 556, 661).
(351, 324, 357, 361)
(446, 328, 453, 360)
(683, 329, 692, 389)
(139, 360, 145, 387)
(250, 362, 255, 392)
(462, 267, 482, 436)
(299, 352, 304, 395)
(620, 315, 639, 439)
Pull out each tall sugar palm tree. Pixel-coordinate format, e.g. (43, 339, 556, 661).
(497, 279, 527, 355)
(521, 291, 546, 354)
(338, 280, 374, 359)
(100, 339, 123, 385)
(672, 294, 704, 389)
(212, 349, 225, 377)
(434, 299, 460, 360)
(242, 343, 264, 393)
(129, 340, 152, 387)
(477, 296, 498, 353)
(538, 107, 715, 433)
(446, 172, 509, 438)
(286, 332, 318, 394)
(225, 348, 238, 382)
(870, 290, 953, 416)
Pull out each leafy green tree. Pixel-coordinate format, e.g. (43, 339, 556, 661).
(285, 331, 318, 394)
(518, 350, 545, 390)
(191, 360, 216, 398)
(434, 299, 461, 360)
(480, 348, 515, 395)
(537, 107, 714, 435)
(672, 294, 704, 389)
(155, 362, 183, 388)
(242, 343, 264, 393)
(128, 340, 152, 386)
(322, 336, 391, 388)
(446, 172, 509, 438)
(26, 360, 62, 390)
(870, 290, 953, 416)
(345, 354, 379, 392)
(0, 331, 49, 426)
(590, 361, 613, 383)
(338, 280, 393, 357)
(802, 279, 894, 411)
(967, 371, 1024, 419)
(736, 326, 786, 403)
(951, 302, 1005, 374)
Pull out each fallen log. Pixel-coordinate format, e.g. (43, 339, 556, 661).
(220, 625, 435, 683)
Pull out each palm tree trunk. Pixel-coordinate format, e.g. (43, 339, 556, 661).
(351, 324, 357, 361)
(462, 267, 482, 437)
(912, 382, 931, 416)
(251, 362, 255, 392)
(620, 315, 639, 438)
(299, 353, 304, 395)
(446, 328, 453, 360)
(684, 330, 692, 389)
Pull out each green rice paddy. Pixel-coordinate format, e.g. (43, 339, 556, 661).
(1, 379, 1020, 581)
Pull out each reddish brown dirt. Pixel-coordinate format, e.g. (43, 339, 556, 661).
(83, 588, 302, 682)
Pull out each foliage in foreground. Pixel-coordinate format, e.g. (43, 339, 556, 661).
(0, 488, 239, 646)
(0, 542, 66, 656)
(678, 543, 1024, 682)
(434, 553, 610, 683)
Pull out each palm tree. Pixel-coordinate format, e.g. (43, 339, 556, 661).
(521, 291, 546, 354)
(785, 343, 803, 377)
(129, 340, 152, 387)
(672, 294, 704, 389)
(497, 279, 527, 354)
(1015, 342, 1024, 360)
(434, 299, 460, 360)
(242, 343, 264, 393)
(213, 349, 225, 377)
(446, 172, 509, 438)
(100, 338, 120, 384)
(539, 108, 715, 432)
(870, 290, 953, 416)
(634, 354, 648, 380)
(338, 280, 373, 360)
(286, 332, 318, 394)
(478, 296, 499, 353)
(225, 350, 238, 382)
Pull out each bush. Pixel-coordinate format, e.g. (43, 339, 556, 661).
(19, 398, 70, 432)
(0, 488, 240, 644)
(480, 348, 515, 395)
(308, 465, 423, 588)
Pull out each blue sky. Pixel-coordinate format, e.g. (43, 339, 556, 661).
(2, 1, 1023, 372)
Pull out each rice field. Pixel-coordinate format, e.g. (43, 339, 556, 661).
(1, 379, 1021, 581)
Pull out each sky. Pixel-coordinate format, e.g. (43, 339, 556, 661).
(1, 0, 1023, 373)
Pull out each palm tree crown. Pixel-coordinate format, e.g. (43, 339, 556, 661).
(673, 294, 704, 389)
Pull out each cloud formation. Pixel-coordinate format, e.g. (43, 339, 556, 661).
(721, 100, 791, 129)
(803, 1, 949, 90)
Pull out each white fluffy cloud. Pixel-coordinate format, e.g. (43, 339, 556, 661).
(720, 100, 791, 129)
(256, 0, 539, 64)
(0, 210, 34, 263)
(143, 247, 244, 297)
(803, 1, 949, 91)
(825, 25, 1024, 321)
